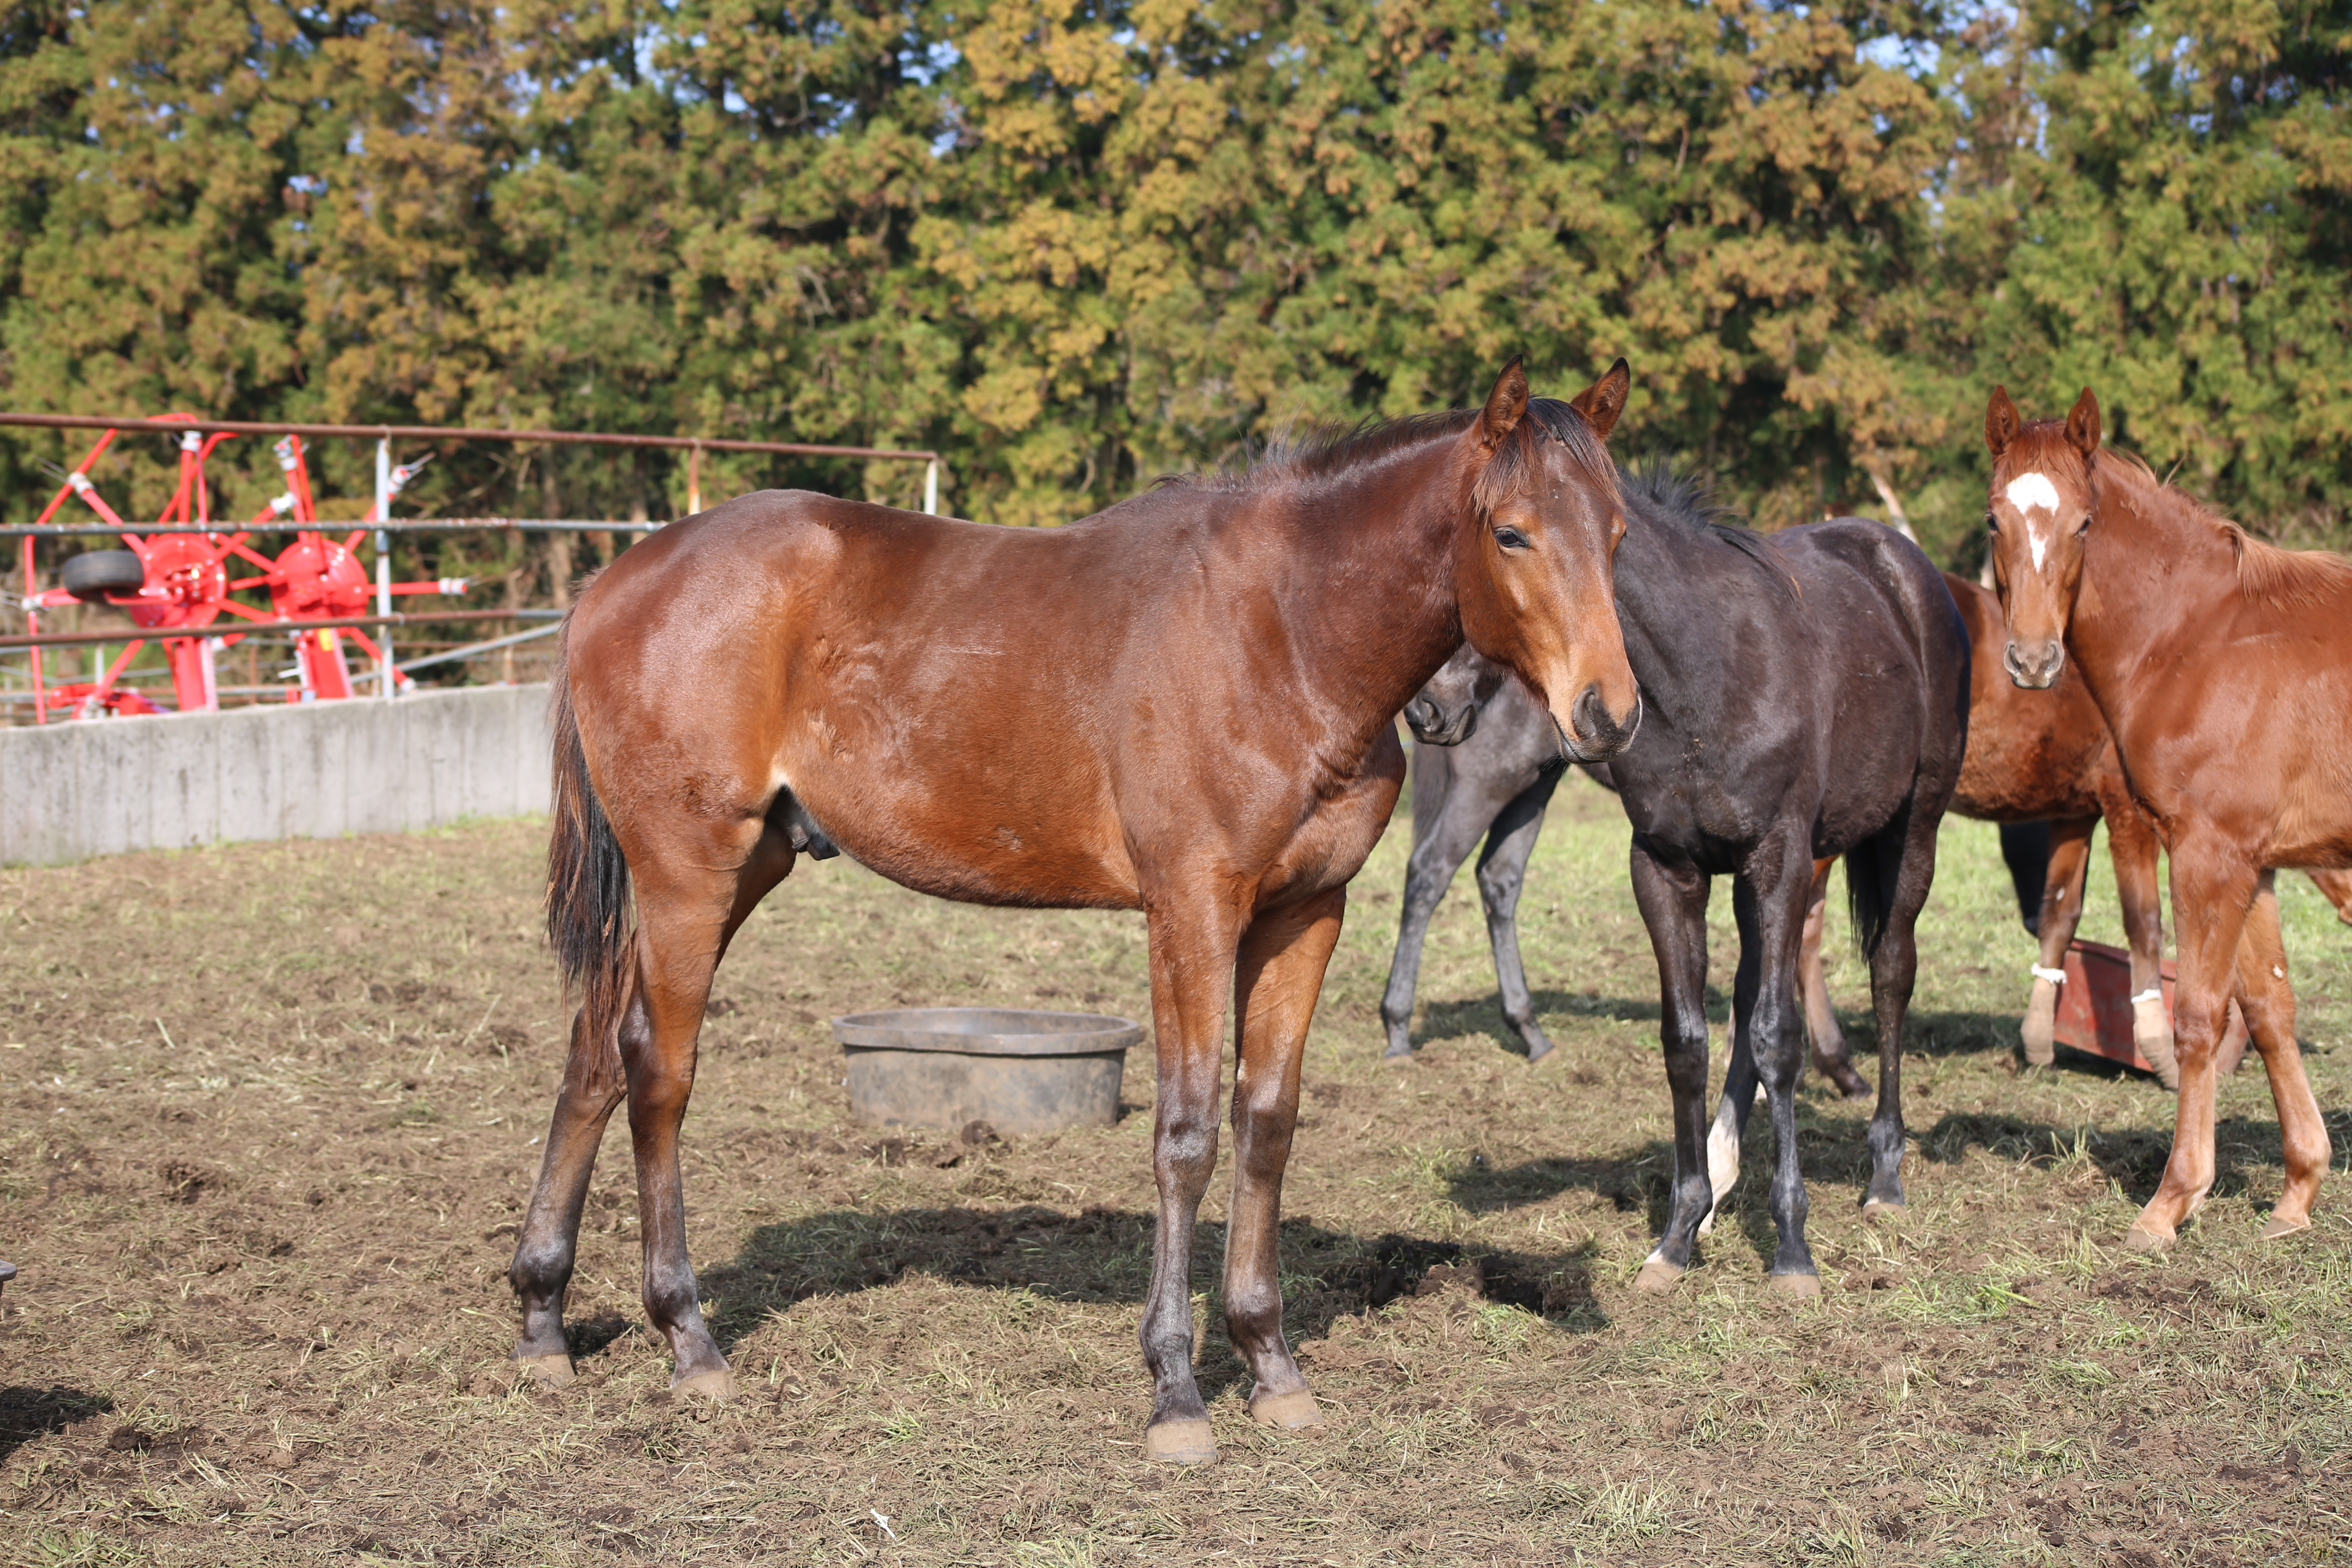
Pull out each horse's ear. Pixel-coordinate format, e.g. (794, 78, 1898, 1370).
(1476, 357, 1530, 452)
(2065, 388, 2102, 459)
(1985, 386, 2021, 458)
(1569, 358, 1632, 442)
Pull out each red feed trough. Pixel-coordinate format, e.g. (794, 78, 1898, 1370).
(2050, 938, 2249, 1077)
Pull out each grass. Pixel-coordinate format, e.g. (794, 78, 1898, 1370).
(0, 771, 2347, 1564)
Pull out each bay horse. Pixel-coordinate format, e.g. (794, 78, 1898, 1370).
(512, 361, 1644, 1464)
(1985, 386, 2352, 1249)
(1385, 565, 2174, 1083)
(1401, 469, 1969, 1292)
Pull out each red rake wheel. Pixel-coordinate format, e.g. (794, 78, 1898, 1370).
(25, 423, 474, 714)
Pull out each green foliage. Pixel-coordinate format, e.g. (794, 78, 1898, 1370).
(1, 0, 2346, 553)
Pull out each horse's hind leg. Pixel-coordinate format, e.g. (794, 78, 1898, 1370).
(2235, 873, 2330, 1238)
(1699, 912, 1764, 1237)
(1627, 840, 1713, 1290)
(2020, 816, 2094, 1067)
(1474, 771, 1562, 1062)
(1735, 846, 1821, 1291)
(624, 823, 796, 1395)
(510, 1004, 632, 1384)
(1223, 888, 1348, 1431)
(1859, 810, 1938, 1214)
(512, 811, 792, 1394)
(1797, 858, 1869, 1099)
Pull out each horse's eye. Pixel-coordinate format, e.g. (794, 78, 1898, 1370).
(1494, 526, 1530, 552)
(1985, 513, 1999, 535)
(2075, 515, 2091, 535)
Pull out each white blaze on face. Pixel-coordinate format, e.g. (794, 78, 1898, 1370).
(2004, 471, 2062, 570)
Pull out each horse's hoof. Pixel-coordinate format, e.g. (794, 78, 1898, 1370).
(2261, 1213, 2312, 1241)
(1822, 1062, 1871, 1100)
(1524, 1039, 1555, 1065)
(673, 1367, 737, 1401)
(1862, 1198, 1907, 1218)
(514, 1353, 575, 1388)
(1634, 1258, 1684, 1294)
(1767, 1271, 1822, 1298)
(1247, 1390, 1321, 1430)
(1382, 1047, 1414, 1067)
(2122, 1225, 2172, 1254)
(1144, 1419, 1218, 1465)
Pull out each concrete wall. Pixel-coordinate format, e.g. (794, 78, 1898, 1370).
(0, 684, 550, 867)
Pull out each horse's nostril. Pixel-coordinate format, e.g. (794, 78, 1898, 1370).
(1568, 684, 1634, 758)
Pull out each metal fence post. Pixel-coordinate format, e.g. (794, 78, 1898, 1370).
(924, 458, 938, 516)
(375, 439, 394, 697)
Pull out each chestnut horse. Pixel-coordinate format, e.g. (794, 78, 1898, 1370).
(1985, 386, 2352, 1249)
(512, 362, 1642, 1463)
(1938, 573, 2176, 1081)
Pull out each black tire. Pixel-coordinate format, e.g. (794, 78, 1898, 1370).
(61, 549, 146, 601)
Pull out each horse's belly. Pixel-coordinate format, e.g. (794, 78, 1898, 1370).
(795, 771, 1140, 910)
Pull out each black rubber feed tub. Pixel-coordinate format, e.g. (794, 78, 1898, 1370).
(832, 1008, 1143, 1135)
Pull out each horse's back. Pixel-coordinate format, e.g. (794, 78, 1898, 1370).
(1767, 519, 1970, 838)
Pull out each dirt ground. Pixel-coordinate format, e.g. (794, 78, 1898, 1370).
(2, 774, 2348, 1566)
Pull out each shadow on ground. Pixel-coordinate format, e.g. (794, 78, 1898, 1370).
(1411, 993, 2047, 1067)
(0, 1386, 112, 1463)
(1442, 1103, 2349, 1248)
(668, 1208, 1608, 1394)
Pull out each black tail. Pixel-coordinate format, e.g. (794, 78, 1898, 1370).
(1844, 831, 1898, 963)
(1998, 821, 2053, 935)
(546, 624, 630, 1094)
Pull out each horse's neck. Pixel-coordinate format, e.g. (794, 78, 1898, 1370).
(1609, 518, 1741, 702)
(2069, 476, 2233, 731)
(1256, 449, 1468, 725)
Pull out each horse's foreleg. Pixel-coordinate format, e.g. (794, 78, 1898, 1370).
(2234, 873, 2330, 1237)
(2129, 844, 2256, 1250)
(1379, 775, 1506, 1059)
(1628, 841, 1713, 1290)
(2100, 797, 2176, 1085)
(1223, 888, 1347, 1432)
(1139, 889, 1247, 1464)
(509, 998, 633, 1384)
(1797, 857, 1868, 1099)
(1739, 849, 1819, 1292)
(1474, 773, 1561, 1062)
(2020, 816, 2096, 1068)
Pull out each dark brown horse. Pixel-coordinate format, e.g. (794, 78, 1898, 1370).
(1396, 469, 1968, 1292)
(510, 362, 1643, 1463)
(1985, 386, 2352, 1249)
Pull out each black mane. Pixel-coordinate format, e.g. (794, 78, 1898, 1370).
(1621, 461, 1795, 591)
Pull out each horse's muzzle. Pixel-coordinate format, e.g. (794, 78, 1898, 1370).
(1559, 683, 1641, 763)
(2003, 638, 2065, 690)
(1405, 696, 1480, 747)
